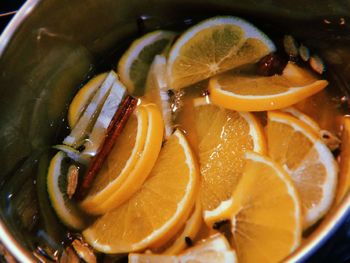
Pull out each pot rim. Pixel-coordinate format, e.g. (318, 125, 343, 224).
(0, 1, 40, 261)
(0, 1, 350, 262)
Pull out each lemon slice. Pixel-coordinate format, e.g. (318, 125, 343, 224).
(193, 97, 266, 215)
(68, 73, 108, 128)
(205, 152, 301, 263)
(167, 16, 275, 90)
(336, 117, 350, 203)
(144, 54, 173, 138)
(81, 79, 127, 158)
(47, 151, 85, 230)
(63, 71, 118, 147)
(267, 111, 338, 228)
(80, 105, 151, 214)
(118, 30, 176, 96)
(82, 130, 199, 253)
(209, 62, 329, 111)
(129, 234, 237, 263)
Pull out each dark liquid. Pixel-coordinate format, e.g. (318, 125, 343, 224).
(1, 13, 349, 262)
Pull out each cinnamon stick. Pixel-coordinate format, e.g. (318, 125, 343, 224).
(76, 95, 137, 199)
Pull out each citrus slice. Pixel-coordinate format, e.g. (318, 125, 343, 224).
(144, 55, 173, 138)
(209, 62, 329, 111)
(82, 130, 199, 253)
(205, 151, 301, 263)
(281, 107, 320, 133)
(266, 111, 338, 228)
(63, 71, 118, 147)
(68, 73, 108, 128)
(281, 107, 341, 151)
(157, 199, 202, 255)
(193, 97, 266, 214)
(336, 117, 350, 204)
(85, 103, 164, 214)
(129, 234, 237, 263)
(118, 30, 176, 96)
(47, 151, 86, 230)
(81, 79, 127, 158)
(167, 16, 275, 90)
(80, 104, 159, 215)
(79, 105, 149, 212)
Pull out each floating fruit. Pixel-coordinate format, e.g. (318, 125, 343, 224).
(205, 152, 301, 263)
(129, 234, 237, 263)
(47, 151, 86, 230)
(193, 98, 266, 216)
(208, 62, 328, 111)
(82, 130, 199, 253)
(118, 30, 176, 96)
(167, 16, 275, 90)
(266, 111, 338, 228)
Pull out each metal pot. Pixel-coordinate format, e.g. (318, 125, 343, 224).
(0, 0, 350, 262)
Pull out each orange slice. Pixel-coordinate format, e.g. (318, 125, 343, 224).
(336, 117, 350, 204)
(82, 130, 199, 253)
(167, 16, 275, 90)
(266, 111, 338, 228)
(80, 104, 152, 214)
(193, 97, 266, 214)
(156, 199, 202, 255)
(129, 234, 237, 263)
(209, 62, 328, 111)
(47, 151, 86, 230)
(281, 107, 320, 133)
(205, 152, 301, 263)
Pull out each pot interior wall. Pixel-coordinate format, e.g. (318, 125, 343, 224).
(0, 0, 350, 260)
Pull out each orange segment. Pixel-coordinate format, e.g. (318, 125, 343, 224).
(336, 117, 350, 204)
(82, 130, 199, 253)
(267, 111, 338, 228)
(205, 152, 301, 263)
(193, 98, 266, 213)
(208, 62, 328, 111)
(80, 105, 149, 214)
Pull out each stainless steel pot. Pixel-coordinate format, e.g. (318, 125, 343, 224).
(1, 0, 350, 262)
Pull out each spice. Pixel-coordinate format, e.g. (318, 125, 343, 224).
(59, 246, 80, 263)
(72, 239, 96, 263)
(258, 53, 285, 76)
(67, 165, 79, 199)
(185, 236, 193, 247)
(320, 130, 341, 151)
(212, 220, 229, 230)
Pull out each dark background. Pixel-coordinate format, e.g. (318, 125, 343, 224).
(0, 1, 350, 262)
